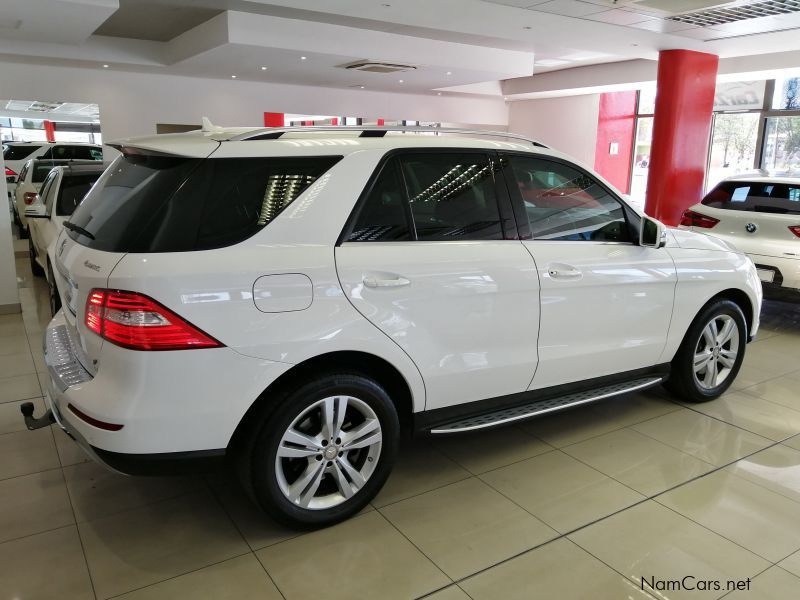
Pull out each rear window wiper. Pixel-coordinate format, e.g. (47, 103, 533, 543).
(63, 221, 96, 240)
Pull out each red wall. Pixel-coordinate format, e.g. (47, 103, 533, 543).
(594, 91, 636, 194)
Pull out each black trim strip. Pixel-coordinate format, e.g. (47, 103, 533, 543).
(414, 364, 670, 433)
(92, 446, 226, 476)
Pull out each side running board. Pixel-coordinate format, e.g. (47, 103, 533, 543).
(429, 376, 663, 434)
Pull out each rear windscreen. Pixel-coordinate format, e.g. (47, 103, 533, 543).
(702, 181, 800, 214)
(56, 173, 102, 216)
(3, 144, 40, 161)
(65, 152, 341, 252)
(33, 164, 56, 183)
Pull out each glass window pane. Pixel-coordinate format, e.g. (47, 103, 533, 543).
(629, 117, 652, 212)
(762, 116, 800, 171)
(509, 156, 631, 242)
(348, 160, 411, 241)
(702, 180, 800, 215)
(638, 86, 656, 115)
(772, 76, 800, 110)
(400, 153, 503, 241)
(707, 113, 759, 191)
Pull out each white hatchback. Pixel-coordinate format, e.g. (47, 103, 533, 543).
(22, 125, 762, 528)
(680, 173, 800, 301)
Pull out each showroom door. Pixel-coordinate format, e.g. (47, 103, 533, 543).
(336, 151, 540, 410)
(501, 153, 677, 390)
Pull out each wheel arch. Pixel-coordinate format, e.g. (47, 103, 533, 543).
(708, 288, 754, 338)
(229, 350, 416, 452)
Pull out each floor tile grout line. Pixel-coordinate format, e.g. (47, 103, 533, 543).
(372, 470, 473, 511)
(0, 463, 63, 484)
(204, 480, 289, 600)
(102, 551, 256, 600)
(716, 563, 778, 599)
(372, 507, 455, 586)
(0, 521, 77, 549)
(676, 396, 800, 442)
(0, 393, 45, 408)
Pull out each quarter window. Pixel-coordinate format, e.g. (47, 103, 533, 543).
(348, 160, 411, 241)
(508, 156, 631, 242)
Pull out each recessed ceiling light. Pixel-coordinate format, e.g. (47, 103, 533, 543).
(446, 71, 452, 75)
(102, 64, 109, 68)
(359, 85, 365, 89)
(523, 26, 532, 30)
(398, 79, 404, 83)
(231, 75, 237, 78)
(504, 96, 509, 100)
(261, 66, 268, 70)
(437, 92, 442, 96)
(300, 56, 307, 60)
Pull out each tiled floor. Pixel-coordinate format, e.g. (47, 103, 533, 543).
(3, 250, 800, 599)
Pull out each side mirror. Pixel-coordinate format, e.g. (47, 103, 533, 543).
(640, 216, 667, 249)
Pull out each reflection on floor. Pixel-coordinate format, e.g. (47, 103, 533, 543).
(2, 252, 800, 600)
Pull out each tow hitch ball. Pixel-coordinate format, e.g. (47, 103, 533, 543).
(20, 402, 54, 430)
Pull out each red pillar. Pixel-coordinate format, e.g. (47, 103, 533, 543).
(594, 91, 636, 194)
(263, 112, 284, 127)
(645, 50, 718, 225)
(44, 120, 56, 142)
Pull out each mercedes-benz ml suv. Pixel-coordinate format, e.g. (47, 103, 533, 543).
(23, 125, 762, 528)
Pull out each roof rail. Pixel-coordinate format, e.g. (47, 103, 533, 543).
(224, 125, 548, 148)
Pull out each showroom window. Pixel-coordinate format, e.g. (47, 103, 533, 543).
(348, 152, 505, 242)
(508, 155, 631, 242)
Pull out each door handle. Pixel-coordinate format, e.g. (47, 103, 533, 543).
(363, 275, 411, 288)
(547, 264, 582, 279)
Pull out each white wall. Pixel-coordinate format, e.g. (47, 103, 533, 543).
(508, 94, 600, 167)
(0, 61, 509, 143)
(0, 155, 20, 312)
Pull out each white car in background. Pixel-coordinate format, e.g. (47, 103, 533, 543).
(12, 158, 99, 237)
(4, 141, 102, 201)
(21, 125, 762, 528)
(681, 173, 800, 301)
(25, 163, 107, 316)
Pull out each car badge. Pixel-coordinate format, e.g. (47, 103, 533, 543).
(83, 260, 101, 272)
(745, 223, 757, 233)
(58, 238, 67, 256)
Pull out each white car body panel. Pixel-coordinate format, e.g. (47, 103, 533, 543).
(38, 128, 763, 459)
(524, 240, 676, 389)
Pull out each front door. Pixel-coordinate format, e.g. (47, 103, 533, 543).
(503, 153, 677, 390)
(335, 150, 540, 410)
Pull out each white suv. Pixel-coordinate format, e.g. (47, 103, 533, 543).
(23, 126, 762, 528)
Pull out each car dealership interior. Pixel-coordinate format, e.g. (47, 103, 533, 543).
(2, 1, 800, 599)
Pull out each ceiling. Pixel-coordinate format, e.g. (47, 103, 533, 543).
(0, 0, 798, 99)
(0, 99, 101, 122)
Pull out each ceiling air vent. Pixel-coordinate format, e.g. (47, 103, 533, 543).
(341, 61, 417, 74)
(667, 0, 800, 26)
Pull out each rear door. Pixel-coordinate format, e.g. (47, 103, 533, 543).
(503, 153, 677, 390)
(335, 150, 540, 410)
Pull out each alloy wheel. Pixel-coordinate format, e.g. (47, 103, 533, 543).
(693, 314, 739, 390)
(274, 395, 382, 510)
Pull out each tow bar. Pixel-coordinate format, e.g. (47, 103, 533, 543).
(20, 402, 55, 430)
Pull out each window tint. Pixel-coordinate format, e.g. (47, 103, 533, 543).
(17, 162, 29, 181)
(508, 156, 631, 242)
(56, 173, 102, 216)
(702, 181, 800, 215)
(399, 153, 503, 240)
(3, 145, 40, 161)
(42, 145, 101, 160)
(33, 163, 56, 183)
(348, 160, 411, 241)
(66, 153, 340, 252)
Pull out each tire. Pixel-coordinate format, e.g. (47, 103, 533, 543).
(47, 262, 62, 316)
(665, 299, 747, 403)
(19, 222, 29, 239)
(242, 372, 399, 528)
(29, 238, 44, 277)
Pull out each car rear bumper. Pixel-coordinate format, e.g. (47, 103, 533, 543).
(748, 253, 800, 297)
(40, 310, 293, 467)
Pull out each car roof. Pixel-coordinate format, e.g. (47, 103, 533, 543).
(721, 169, 800, 185)
(109, 125, 566, 161)
(54, 163, 108, 176)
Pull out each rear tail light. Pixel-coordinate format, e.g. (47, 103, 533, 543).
(680, 210, 719, 229)
(790, 226, 800, 238)
(5, 167, 16, 176)
(23, 192, 37, 205)
(84, 289, 223, 351)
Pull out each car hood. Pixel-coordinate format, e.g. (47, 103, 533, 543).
(668, 227, 743, 254)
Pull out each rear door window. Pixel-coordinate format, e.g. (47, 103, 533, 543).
(66, 153, 341, 252)
(702, 181, 800, 214)
(3, 145, 41, 161)
(33, 163, 56, 183)
(56, 173, 102, 216)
